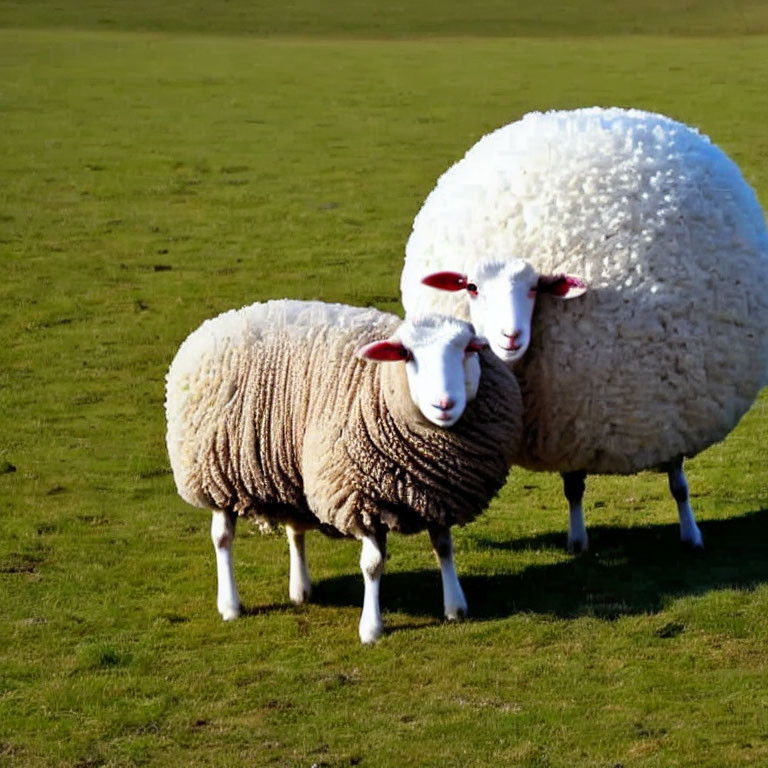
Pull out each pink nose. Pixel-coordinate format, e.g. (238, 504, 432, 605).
(503, 330, 522, 340)
(438, 396, 455, 411)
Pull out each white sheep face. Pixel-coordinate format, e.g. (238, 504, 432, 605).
(421, 258, 587, 363)
(357, 316, 486, 427)
(468, 259, 539, 363)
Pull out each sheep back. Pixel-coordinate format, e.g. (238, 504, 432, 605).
(402, 107, 768, 474)
(165, 300, 398, 521)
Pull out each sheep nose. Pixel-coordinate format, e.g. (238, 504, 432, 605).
(502, 329, 522, 340)
(438, 396, 455, 411)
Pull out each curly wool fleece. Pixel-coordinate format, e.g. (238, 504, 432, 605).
(402, 107, 768, 474)
(165, 300, 521, 538)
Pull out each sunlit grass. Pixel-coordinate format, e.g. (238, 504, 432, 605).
(3, 0, 768, 37)
(2, 16, 768, 768)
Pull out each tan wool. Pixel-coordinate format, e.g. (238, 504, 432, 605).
(166, 300, 521, 538)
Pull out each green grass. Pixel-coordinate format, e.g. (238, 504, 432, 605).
(3, 0, 768, 37)
(3, 4, 768, 766)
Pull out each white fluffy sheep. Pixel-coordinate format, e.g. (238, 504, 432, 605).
(165, 299, 521, 643)
(401, 107, 768, 552)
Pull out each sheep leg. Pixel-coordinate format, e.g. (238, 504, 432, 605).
(563, 470, 589, 554)
(211, 509, 240, 621)
(428, 524, 468, 620)
(358, 529, 387, 644)
(286, 524, 311, 604)
(665, 457, 704, 550)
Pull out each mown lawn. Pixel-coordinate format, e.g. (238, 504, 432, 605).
(2, 4, 768, 766)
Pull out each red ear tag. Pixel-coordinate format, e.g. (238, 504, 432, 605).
(421, 271, 469, 292)
(356, 340, 411, 361)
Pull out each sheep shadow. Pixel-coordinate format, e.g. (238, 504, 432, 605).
(311, 507, 768, 621)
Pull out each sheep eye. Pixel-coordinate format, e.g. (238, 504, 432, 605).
(466, 282, 478, 296)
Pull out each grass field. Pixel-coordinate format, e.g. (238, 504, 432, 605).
(3, 3, 768, 766)
(4, 0, 768, 37)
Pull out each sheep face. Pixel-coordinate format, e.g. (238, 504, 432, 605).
(357, 315, 487, 427)
(421, 259, 586, 363)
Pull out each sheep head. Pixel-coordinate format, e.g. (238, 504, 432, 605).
(357, 315, 487, 428)
(421, 258, 586, 363)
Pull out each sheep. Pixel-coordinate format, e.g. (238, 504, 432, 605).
(165, 299, 522, 643)
(400, 106, 768, 553)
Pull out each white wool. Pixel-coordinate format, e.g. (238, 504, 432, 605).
(401, 107, 768, 473)
(396, 313, 475, 350)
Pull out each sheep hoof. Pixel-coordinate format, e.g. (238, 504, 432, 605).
(568, 539, 589, 555)
(445, 604, 468, 621)
(681, 527, 704, 551)
(359, 619, 383, 645)
(219, 604, 241, 621)
(289, 588, 311, 605)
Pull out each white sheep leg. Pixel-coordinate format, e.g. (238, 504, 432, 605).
(358, 531, 386, 644)
(563, 470, 589, 554)
(211, 509, 240, 620)
(286, 524, 311, 604)
(666, 458, 704, 549)
(428, 525, 467, 620)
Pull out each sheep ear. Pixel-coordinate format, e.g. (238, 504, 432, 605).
(466, 336, 489, 353)
(421, 271, 469, 292)
(356, 339, 410, 362)
(537, 274, 587, 299)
